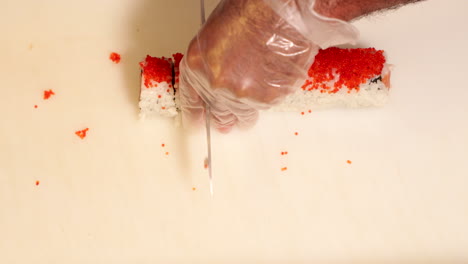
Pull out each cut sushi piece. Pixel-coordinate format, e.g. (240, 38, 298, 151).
(272, 47, 391, 111)
(139, 55, 177, 118)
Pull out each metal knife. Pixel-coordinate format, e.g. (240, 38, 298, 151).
(200, 0, 214, 196)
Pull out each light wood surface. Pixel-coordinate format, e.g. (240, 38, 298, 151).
(1, 0, 467, 263)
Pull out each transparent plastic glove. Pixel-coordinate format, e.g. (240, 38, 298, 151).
(179, 0, 359, 133)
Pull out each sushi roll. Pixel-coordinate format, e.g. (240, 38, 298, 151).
(139, 55, 177, 118)
(139, 47, 391, 118)
(272, 47, 391, 111)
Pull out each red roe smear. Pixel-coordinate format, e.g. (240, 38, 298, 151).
(140, 55, 172, 88)
(75, 128, 89, 139)
(302, 47, 386, 93)
(43, 89, 55, 100)
(109, 52, 121, 64)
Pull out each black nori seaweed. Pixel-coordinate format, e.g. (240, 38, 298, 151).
(370, 76, 382, 84)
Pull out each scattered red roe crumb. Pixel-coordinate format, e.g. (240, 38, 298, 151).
(165, 152, 169, 156)
(158, 95, 162, 99)
(75, 128, 89, 139)
(347, 160, 352, 164)
(161, 107, 166, 110)
(109, 52, 121, 64)
(43, 89, 55, 100)
(308, 110, 312, 113)
(302, 47, 386, 93)
(301, 112, 305, 115)
(294, 132, 299, 136)
(192, 187, 197, 191)
(161, 144, 165, 147)
(204, 157, 209, 169)
(34, 105, 38, 109)
(139, 55, 172, 88)
(166, 89, 170, 93)
(281, 167, 288, 172)
(281, 151, 289, 156)
(35, 180, 40, 186)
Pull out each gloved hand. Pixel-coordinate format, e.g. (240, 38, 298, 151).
(179, 0, 359, 133)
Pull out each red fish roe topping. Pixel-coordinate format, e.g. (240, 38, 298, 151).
(302, 47, 386, 93)
(308, 110, 312, 113)
(34, 105, 38, 108)
(161, 143, 165, 147)
(294, 132, 299, 136)
(347, 160, 352, 164)
(281, 167, 288, 172)
(172, 53, 184, 87)
(165, 152, 170, 156)
(109, 52, 121, 64)
(140, 55, 172, 88)
(192, 187, 197, 191)
(35, 180, 40, 186)
(173, 53, 184, 68)
(43, 89, 55, 100)
(75, 128, 89, 139)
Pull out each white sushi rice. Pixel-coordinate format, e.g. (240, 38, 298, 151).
(139, 77, 178, 119)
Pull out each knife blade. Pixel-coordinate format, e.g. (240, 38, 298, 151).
(200, 0, 213, 196)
